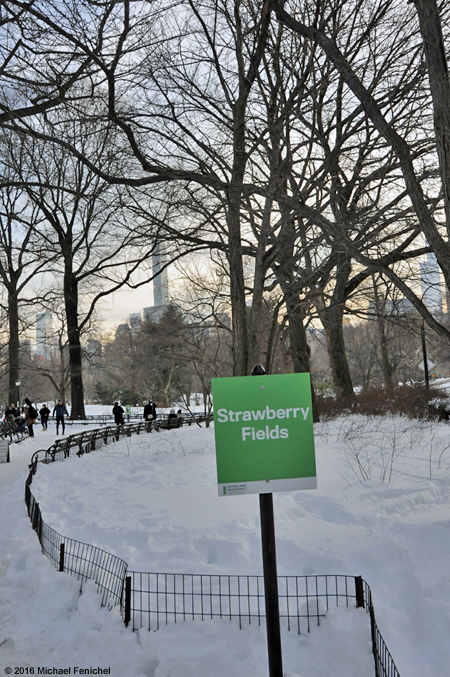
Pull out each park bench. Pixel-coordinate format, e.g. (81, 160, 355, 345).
(158, 417, 183, 430)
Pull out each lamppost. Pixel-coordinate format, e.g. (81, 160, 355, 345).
(15, 379, 21, 409)
(420, 320, 430, 391)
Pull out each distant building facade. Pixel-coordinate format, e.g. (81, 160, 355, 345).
(129, 312, 142, 326)
(143, 305, 168, 323)
(420, 252, 443, 315)
(35, 312, 53, 359)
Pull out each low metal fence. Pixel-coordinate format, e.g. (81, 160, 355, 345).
(25, 465, 127, 608)
(123, 571, 399, 676)
(62, 411, 210, 426)
(24, 420, 400, 677)
(126, 571, 354, 632)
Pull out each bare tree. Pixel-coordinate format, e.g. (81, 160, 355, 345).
(11, 130, 160, 417)
(271, 0, 450, 324)
(0, 175, 55, 402)
(0, 0, 275, 377)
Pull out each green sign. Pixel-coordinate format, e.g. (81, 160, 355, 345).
(212, 373, 317, 497)
(125, 405, 131, 414)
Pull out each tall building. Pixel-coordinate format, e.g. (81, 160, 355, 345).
(36, 312, 53, 359)
(142, 243, 170, 323)
(152, 243, 169, 307)
(420, 252, 443, 315)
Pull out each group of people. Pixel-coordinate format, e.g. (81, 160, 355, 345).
(3, 399, 69, 437)
(112, 399, 183, 426)
(3, 396, 183, 437)
(112, 398, 159, 426)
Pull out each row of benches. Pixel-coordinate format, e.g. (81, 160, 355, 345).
(0, 420, 28, 443)
(29, 413, 213, 466)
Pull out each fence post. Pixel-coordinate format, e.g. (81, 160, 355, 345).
(124, 576, 132, 627)
(354, 576, 365, 608)
(59, 542, 65, 572)
(37, 511, 42, 543)
(32, 502, 40, 532)
(370, 603, 380, 677)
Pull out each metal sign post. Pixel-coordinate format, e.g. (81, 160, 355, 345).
(259, 491, 283, 677)
(253, 364, 282, 677)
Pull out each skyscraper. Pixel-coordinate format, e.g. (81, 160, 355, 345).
(142, 243, 170, 322)
(152, 243, 169, 307)
(36, 312, 53, 359)
(420, 252, 443, 315)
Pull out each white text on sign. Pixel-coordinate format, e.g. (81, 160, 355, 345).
(216, 406, 310, 423)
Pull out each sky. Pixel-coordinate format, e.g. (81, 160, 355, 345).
(2, 398, 450, 676)
(99, 279, 156, 330)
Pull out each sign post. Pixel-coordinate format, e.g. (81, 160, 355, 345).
(0, 440, 10, 463)
(212, 370, 317, 677)
(259, 490, 282, 677)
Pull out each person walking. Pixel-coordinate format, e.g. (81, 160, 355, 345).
(112, 402, 124, 425)
(24, 398, 38, 437)
(143, 398, 157, 430)
(53, 399, 69, 435)
(39, 403, 51, 430)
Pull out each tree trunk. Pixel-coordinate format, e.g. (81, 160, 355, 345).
(264, 301, 283, 375)
(58, 333, 67, 401)
(227, 2, 272, 377)
(282, 292, 309, 373)
(227, 182, 249, 376)
(372, 277, 393, 392)
(64, 264, 85, 419)
(413, 0, 450, 240)
(248, 197, 273, 372)
(8, 289, 20, 406)
(314, 252, 354, 400)
(315, 295, 354, 399)
(276, 264, 319, 421)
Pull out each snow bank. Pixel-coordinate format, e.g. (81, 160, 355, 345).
(2, 416, 450, 675)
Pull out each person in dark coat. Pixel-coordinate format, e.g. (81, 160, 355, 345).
(52, 399, 69, 435)
(113, 402, 124, 425)
(4, 403, 19, 422)
(39, 404, 51, 430)
(143, 398, 157, 430)
(24, 398, 38, 437)
(143, 399, 157, 421)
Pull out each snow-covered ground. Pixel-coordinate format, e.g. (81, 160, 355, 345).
(2, 411, 450, 676)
